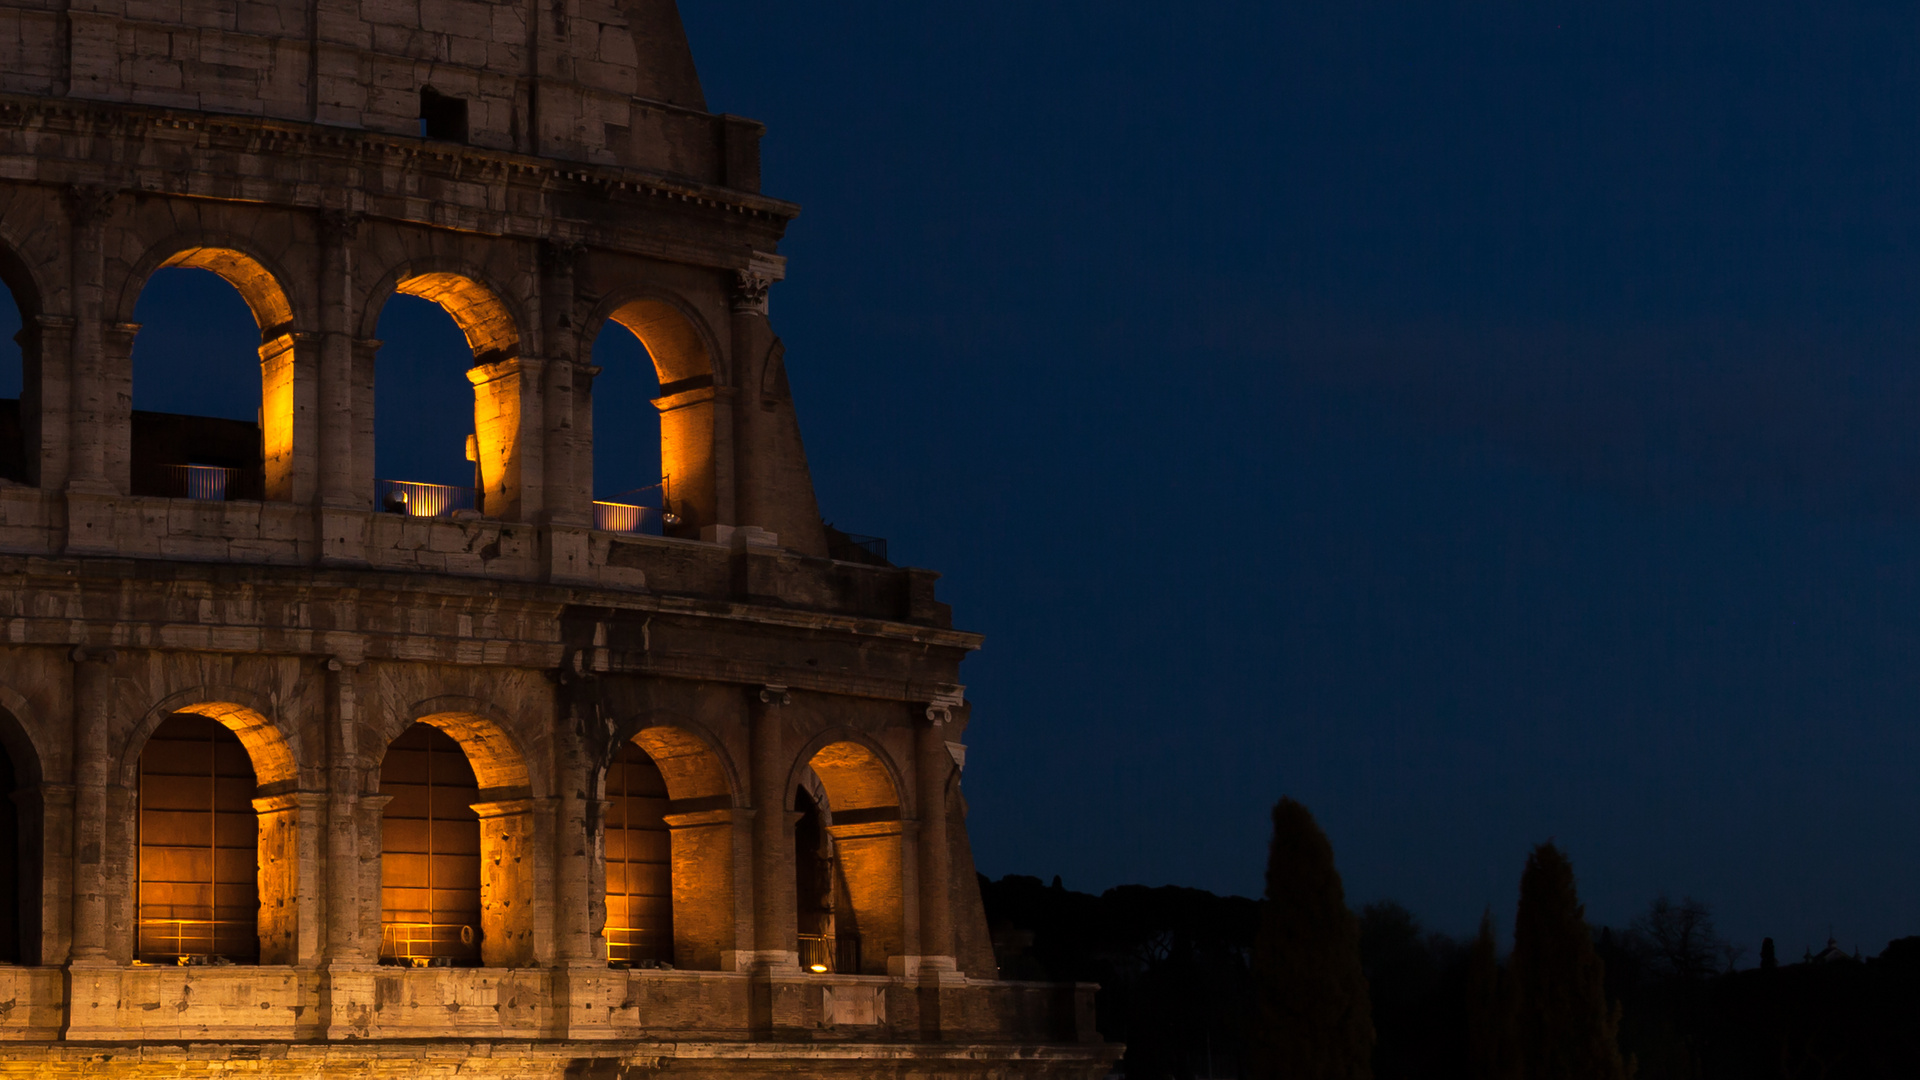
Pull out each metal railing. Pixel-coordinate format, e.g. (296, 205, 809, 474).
(594, 480, 673, 535)
(593, 501, 667, 534)
(376, 479, 479, 518)
(604, 924, 670, 966)
(138, 464, 263, 502)
(137, 916, 253, 962)
(799, 932, 861, 974)
(379, 920, 477, 964)
(827, 531, 889, 565)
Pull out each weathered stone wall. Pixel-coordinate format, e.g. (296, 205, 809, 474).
(0, 0, 727, 174)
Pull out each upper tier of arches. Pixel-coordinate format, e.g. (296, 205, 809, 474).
(0, 195, 831, 559)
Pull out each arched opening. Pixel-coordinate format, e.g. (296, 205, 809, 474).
(0, 244, 43, 487)
(128, 250, 297, 502)
(0, 735, 18, 963)
(135, 714, 260, 963)
(378, 722, 482, 966)
(603, 740, 670, 966)
(373, 273, 521, 519)
(377, 710, 535, 968)
(797, 741, 905, 975)
(589, 319, 666, 534)
(597, 299, 714, 536)
(602, 725, 737, 970)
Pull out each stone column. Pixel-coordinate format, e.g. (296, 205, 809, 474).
(260, 331, 319, 504)
(915, 702, 956, 969)
(61, 186, 114, 494)
(66, 646, 114, 966)
(30, 315, 74, 492)
(253, 791, 325, 965)
(315, 210, 360, 508)
(539, 241, 590, 527)
(467, 355, 543, 522)
(471, 798, 539, 967)
(748, 684, 797, 971)
(322, 657, 365, 963)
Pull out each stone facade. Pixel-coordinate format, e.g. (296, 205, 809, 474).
(0, 2, 1117, 1076)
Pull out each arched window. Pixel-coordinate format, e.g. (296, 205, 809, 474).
(589, 319, 666, 534)
(799, 741, 905, 975)
(128, 252, 297, 502)
(793, 782, 860, 974)
(379, 722, 482, 966)
(0, 245, 43, 487)
(135, 714, 259, 963)
(373, 294, 483, 516)
(602, 726, 737, 970)
(593, 299, 714, 536)
(603, 740, 670, 966)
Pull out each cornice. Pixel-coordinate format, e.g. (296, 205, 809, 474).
(0, 93, 801, 262)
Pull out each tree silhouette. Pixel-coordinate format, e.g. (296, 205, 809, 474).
(1466, 907, 1514, 1080)
(1251, 797, 1373, 1080)
(1508, 843, 1627, 1080)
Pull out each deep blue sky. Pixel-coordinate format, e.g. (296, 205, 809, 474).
(3, 1, 1917, 959)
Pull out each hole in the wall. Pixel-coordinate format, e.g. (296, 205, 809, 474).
(419, 87, 469, 144)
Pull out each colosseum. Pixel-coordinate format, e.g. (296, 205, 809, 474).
(0, 1, 1114, 1076)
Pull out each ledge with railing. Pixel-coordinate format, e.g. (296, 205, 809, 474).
(594, 480, 675, 535)
(134, 463, 265, 502)
(799, 932, 862, 975)
(376, 479, 480, 518)
(379, 920, 479, 966)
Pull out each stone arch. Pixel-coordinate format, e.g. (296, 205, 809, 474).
(583, 290, 724, 533)
(785, 729, 910, 820)
(598, 716, 741, 970)
(118, 687, 299, 791)
(116, 236, 309, 502)
(121, 690, 307, 965)
(399, 695, 533, 796)
(372, 695, 539, 967)
(363, 260, 530, 517)
(789, 732, 909, 975)
(0, 688, 43, 966)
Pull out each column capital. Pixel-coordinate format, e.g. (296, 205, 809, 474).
(540, 238, 586, 276)
(63, 184, 119, 226)
(316, 208, 362, 246)
(922, 684, 965, 726)
(69, 645, 116, 665)
(759, 683, 791, 706)
(730, 252, 786, 315)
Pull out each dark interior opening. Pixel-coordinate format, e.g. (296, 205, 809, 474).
(419, 87, 470, 144)
(128, 410, 265, 501)
(136, 713, 260, 964)
(0, 738, 17, 964)
(604, 741, 671, 967)
(379, 723, 482, 966)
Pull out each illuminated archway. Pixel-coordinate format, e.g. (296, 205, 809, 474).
(601, 724, 738, 970)
(794, 739, 905, 975)
(123, 699, 304, 965)
(128, 246, 300, 502)
(372, 271, 525, 518)
(594, 296, 718, 535)
(376, 708, 536, 967)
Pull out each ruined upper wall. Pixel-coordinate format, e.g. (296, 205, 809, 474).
(0, 0, 754, 182)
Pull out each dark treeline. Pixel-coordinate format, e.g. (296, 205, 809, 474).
(981, 876, 1920, 1080)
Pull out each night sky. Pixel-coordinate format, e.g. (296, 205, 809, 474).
(5, 2, 1918, 960)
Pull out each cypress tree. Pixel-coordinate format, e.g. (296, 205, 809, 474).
(1465, 907, 1514, 1080)
(1250, 797, 1373, 1080)
(1507, 843, 1626, 1080)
